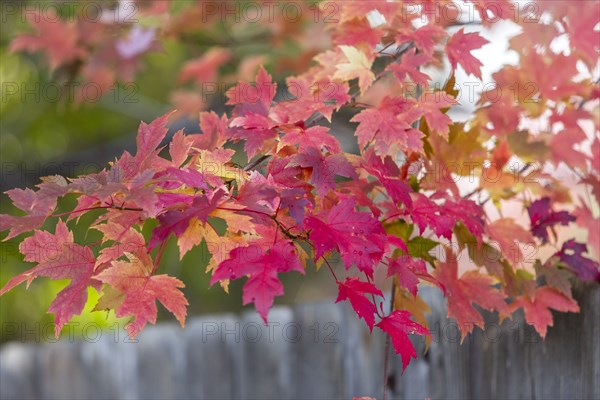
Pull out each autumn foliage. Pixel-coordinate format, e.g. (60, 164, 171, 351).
(1, 0, 599, 372)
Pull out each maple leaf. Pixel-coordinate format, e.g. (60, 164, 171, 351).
(333, 45, 375, 95)
(555, 240, 600, 282)
(291, 146, 357, 196)
(396, 24, 447, 55)
(416, 92, 458, 140)
(446, 28, 489, 79)
(193, 111, 231, 151)
(0, 181, 67, 240)
(387, 257, 437, 297)
(434, 248, 507, 341)
(170, 90, 208, 117)
(271, 77, 350, 123)
(466, 0, 516, 25)
(92, 223, 146, 267)
(506, 286, 579, 338)
(179, 47, 231, 86)
(487, 218, 536, 266)
(550, 129, 588, 170)
(573, 203, 600, 258)
(376, 310, 429, 372)
(304, 198, 387, 276)
(441, 197, 485, 243)
(350, 96, 423, 155)
(280, 125, 341, 154)
(335, 277, 383, 330)
(410, 194, 455, 240)
(535, 259, 574, 297)
(422, 123, 485, 195)
(564, 11, 600, 65)
(393, 287, 433, 349)
(235, 172, 281, 215)
(362, 148, 413, 209)
(527, 197, 576, 243)
(333, 18, 384, 48)
(149, 189, 228, 250)
(386, 48, 432, 86)
(454, 224, 505, 280)
(133, 112, 174, 172)
(227, 66, 278, 159)
(96, 250, 188, 338)
(0, 221, 96, 337)
(10, 10, 87, 70)
(210, 241, 304, 323)
(337, 0, 401, 23)
(169, 130, 194, 167)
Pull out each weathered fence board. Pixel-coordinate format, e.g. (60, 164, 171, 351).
(1, 284, 598, 400)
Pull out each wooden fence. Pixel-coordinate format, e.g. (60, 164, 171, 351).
(1, 284, 598, 400)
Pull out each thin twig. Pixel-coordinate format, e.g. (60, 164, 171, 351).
(383, 278, 397, 400)
(244, 154, 271, 171)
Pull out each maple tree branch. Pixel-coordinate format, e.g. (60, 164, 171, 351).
(244, 154, 271, 171)
(216, 206, 306, 240)
(382, 277, 397, 400)
(51, 204, 144, 218)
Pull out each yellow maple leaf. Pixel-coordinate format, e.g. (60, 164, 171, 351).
(394, 285, 432, 349)
(212, 208, 257, 234)
(333, 45, 375, 96)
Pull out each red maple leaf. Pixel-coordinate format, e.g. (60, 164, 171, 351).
(446, 28, 489, 79)
(362, 148, 413, 209)
(376, 310, 429, 372)
(506, 286, 579, 338)
(410, 194, 455, 240)
(434, 248, 507, 340)
(387, 257, 438, 297)
(211, 240, 304, 323)
(564, 9, 600, 65)
(280, 125, 341, 154)
(149, 188, 227, 251)
(304, 198, 387, 276)
(0, 221, 97, 337)
(336, 277, 383, 330)
(227, 66, 278, 159)
(10, 11, 87, 70)
(487, 218, 536, 266)
(93, 223, 146, 267)
(440, 196, 485, 243)
(396, 24, 447, 55)
(96, 250, 188, 338)
(271, 77, 350, 123)
(291, 146, 357, 196)
(415, 92, 458, 140)
(193, 111, 231, 151)
(178, 47, 231, 86)
(0, 179, 67, 240)
(133, 112, 174, 173)
(386, 48, 432, 86)
(351, 96, 423, 155)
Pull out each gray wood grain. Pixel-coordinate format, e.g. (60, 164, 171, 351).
(0, 284, 598, 400)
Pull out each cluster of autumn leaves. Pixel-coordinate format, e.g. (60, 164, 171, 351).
(2, 1, 599, 371)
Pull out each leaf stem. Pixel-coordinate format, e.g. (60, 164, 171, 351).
(321, 256, 339, 283)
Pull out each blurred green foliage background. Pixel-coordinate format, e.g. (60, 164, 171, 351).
(0, 1, 334, 344)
